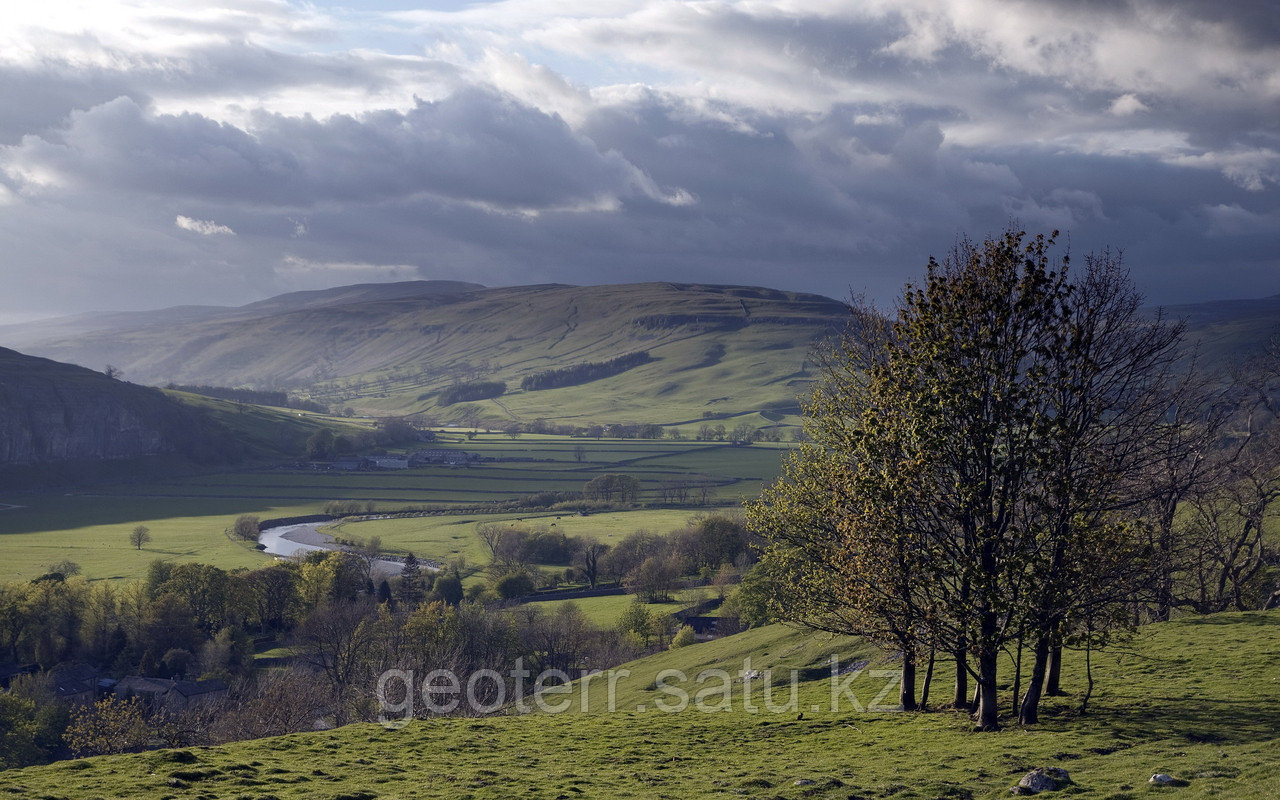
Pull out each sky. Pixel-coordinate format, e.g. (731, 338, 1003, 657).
(1, 0, 1278, 322)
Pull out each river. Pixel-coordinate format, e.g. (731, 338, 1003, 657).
(257, 522, 422, 576)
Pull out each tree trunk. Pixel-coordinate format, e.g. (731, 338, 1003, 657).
(900, 650, 918, 711)
(1019, 634, 1051, 725)
(1011, 635, 1024, 717)
(1079, 640, 1095, 715)
(920, 648, 936, 711)
(1044, 638, 1064, 696)
(975, 606, 1000, 729)
(952, 643, 968, 708)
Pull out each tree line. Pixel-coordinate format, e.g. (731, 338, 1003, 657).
(519, 351, 654, 391)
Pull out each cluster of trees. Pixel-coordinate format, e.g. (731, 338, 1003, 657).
(304, 417, 420, 460)
(438, 381, 507, 406)
(474, 514, 756, 603)
(750, 229, 1280, 729)
(582, 474, 642, 503)
(693, 422, 784, 443)
(519, 351, 653, 391)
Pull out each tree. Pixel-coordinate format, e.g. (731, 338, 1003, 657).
(573, 536, 609, 589)
(305, 428, 336, 459)
(670, 624, 697, 649)
(129, 525, 151, 550)
(494, 571, 535, 599)
(232, 515, 260, 541)
(751, 229, 1186, 729)
(624, 556, 678, 603)
(63, 697, 148, 757)
(397, 552, 426, 606)
(296, 599, 379, 725)
(583, 473, 641, 504)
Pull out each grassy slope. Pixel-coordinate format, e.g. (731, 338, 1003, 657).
(167, 391, 374, 458)
(20, 282, 845, 425)
(6, 612, 1278, 798)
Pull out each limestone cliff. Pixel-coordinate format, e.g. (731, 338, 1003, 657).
(0, 347, 222, 464)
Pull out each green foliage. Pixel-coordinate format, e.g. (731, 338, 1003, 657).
(0, 693, 47, 769)
(63, 697, 148, 757)
(669, 624, 697, 649)
(493, 571, 535, 599)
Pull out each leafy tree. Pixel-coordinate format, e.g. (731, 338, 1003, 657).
(305, 428, 336, 459)
(751, 229, 1186, 728)
(432, 572, 464, 606)
(669, 624, 697, 649)
(0, 693, 46, 769)
(63, 697, 148, 757)
(129, 525, 151, 550)
(494, 571, 535, 599)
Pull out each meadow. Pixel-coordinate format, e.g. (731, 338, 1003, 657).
(5, 612, 1277, 799)
(0, 432, 786, 582)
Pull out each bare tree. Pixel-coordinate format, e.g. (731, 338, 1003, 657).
(129, 525, 151, 550)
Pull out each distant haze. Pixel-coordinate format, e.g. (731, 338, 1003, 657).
(0, 0, 1277, 319)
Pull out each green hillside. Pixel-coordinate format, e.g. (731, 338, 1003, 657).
(11, 282, 847, 426)
(4, 612, 1277, 798)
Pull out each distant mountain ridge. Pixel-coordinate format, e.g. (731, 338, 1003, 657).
(0, 280, 485, 351)
(0, 281, 849, 425)
(9, 280, 1276, 427)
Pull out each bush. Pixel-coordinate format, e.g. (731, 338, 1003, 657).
(494, 572, 536, 600)
(670, 625, 697, 649)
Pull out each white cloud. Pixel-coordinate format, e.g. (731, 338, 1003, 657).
(175, 215, 235, 235)
(1109, 93, 1149, 116)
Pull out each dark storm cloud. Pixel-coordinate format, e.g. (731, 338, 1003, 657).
(0, 0, 1277, 318)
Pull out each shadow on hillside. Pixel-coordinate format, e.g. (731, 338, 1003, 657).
(1173, 612, 1277, 626)
(1080, 694, 1280, 748)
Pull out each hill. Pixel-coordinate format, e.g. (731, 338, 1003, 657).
(1161, 293, 1280, 363)
(0, 347, 236, 466)
(1, 282, 849, 426)
(4, 612, 1277, 798)
(0, 348, 374, 494)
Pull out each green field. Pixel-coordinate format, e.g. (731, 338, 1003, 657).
(324, 508, 713, 567)
(5, 612, 1278, 798)
(0, 496, 323, 583)
(530, 594, 691, 627)
(0, 433, 786, 582)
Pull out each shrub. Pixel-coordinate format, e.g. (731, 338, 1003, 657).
(670, 624, 697, 649)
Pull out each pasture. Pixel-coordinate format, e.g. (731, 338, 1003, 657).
(0, 432, 787, 582)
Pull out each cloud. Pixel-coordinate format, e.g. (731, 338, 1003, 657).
(0, 0, 1275, 321)
(175, 215, 235, 235)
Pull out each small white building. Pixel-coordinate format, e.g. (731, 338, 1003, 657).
(367, 455, 410, 470)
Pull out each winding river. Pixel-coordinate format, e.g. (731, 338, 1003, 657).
(257, 522, 421, 576)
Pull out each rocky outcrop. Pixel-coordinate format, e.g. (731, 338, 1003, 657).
(0, 347, 218, 464)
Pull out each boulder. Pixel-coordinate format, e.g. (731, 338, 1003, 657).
(1015, 767, 1071, 794)
(1150, 773, 1176, 785)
